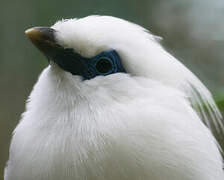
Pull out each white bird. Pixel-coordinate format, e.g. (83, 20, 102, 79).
(4, 15, 224, 180)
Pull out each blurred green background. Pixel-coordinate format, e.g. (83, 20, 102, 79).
(1, 0, 224, 178)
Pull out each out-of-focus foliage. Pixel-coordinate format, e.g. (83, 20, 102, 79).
(217, 96, 224, 113)
(1, 0, 223, 178)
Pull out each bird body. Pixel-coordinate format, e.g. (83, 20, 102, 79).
(4, 16, 224, 180)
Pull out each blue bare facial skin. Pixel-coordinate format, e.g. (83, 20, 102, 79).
(53, 49, 126, 80)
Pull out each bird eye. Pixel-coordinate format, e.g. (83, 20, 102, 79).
(95, 58, 113, 74)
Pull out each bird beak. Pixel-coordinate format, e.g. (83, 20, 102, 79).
(25, 27, 63, 59)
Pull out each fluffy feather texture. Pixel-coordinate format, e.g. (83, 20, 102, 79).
(5, 16, 224, 180)
(52, 16, 223, 135)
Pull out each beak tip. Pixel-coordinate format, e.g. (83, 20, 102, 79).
(25, 27, 39, 39)
(24, 26, 59, 58)
(25, 28, 33, 35)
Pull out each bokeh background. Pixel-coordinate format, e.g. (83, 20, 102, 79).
(1, 0, 224, 178)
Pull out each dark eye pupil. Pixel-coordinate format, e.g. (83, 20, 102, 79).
(95, 58, 112, 74)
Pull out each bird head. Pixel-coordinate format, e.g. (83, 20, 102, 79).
(25, 16, 184, 83)
(25, 15, 223, 134)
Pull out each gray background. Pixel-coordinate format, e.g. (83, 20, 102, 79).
(1, 0, 224, 178)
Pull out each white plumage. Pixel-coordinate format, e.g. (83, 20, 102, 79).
(4, 16, 224, 180)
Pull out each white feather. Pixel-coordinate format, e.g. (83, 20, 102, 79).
(5, 16, 224, 180)
(52, 16, 224, 135)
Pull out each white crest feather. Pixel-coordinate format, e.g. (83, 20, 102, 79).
(185, 72, 224, 136)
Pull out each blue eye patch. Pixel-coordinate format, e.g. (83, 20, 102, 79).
(50, 49, 126, 80)
(82, 50, 126, 79)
